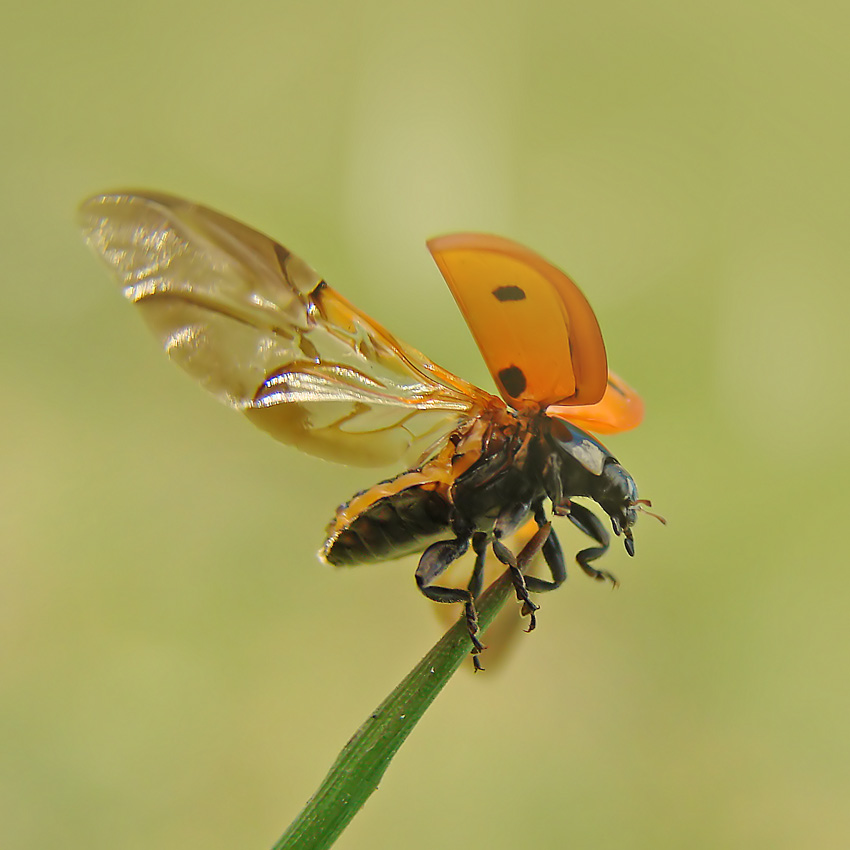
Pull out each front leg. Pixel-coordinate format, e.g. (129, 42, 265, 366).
(541, 453, 572, 517)
(567, 502, 618, 586)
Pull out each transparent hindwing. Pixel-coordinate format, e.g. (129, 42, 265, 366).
(80, 192, 497, 467)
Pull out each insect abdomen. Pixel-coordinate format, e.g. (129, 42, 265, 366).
(322, 484, 452, 566)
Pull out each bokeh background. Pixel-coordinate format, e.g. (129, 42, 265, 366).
(3, 2, 849, 848)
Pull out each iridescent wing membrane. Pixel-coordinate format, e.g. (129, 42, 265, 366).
(80, 192, 495, 467)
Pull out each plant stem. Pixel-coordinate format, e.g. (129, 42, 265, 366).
(273, 524, 551, 850)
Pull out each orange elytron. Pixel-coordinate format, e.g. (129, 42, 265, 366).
(80, 192, 659, 669)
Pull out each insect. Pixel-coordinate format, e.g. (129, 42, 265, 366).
(80, 191, 661, 669)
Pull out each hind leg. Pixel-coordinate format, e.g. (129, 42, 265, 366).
(415, 532, 485, 661)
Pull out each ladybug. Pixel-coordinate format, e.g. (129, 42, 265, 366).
(80, 192, 661, 668)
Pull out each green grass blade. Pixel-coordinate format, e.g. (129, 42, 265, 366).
(272, 530, 544, 850)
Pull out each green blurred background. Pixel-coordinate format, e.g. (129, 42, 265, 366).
(3, 2, 849, 848)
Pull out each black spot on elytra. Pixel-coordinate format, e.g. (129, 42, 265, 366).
(492, 285, 526, 302)
(498, 365, 527, 398)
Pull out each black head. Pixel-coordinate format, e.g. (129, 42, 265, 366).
(544, 415, 658, 556)
(595, 460, 640, 554)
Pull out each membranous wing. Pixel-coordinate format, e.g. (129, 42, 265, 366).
(549, 370, 644, 435)
(80, 192, 496, 467)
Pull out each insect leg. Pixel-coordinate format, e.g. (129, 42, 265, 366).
(415, 533, 486, 661)
(567, 502, 618, 586)
(522, 505, 568, 593)
(492, 534, 540, 633)
(467, 533, 489, 599)
(541, 453, 570, 516)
